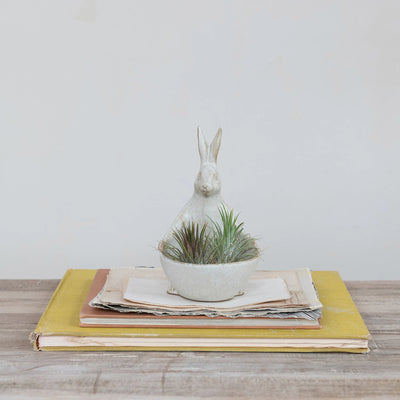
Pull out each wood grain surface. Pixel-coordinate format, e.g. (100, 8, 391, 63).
(0, 279, 399, 399)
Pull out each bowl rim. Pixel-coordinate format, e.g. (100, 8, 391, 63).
(159, 251, 260, 268)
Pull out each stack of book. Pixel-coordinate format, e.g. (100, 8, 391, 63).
(31, 267, 370, 353)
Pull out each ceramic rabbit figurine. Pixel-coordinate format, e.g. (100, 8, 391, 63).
(164, 127, 229, 241)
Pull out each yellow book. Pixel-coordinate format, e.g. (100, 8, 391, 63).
(30, 269, 370, 353)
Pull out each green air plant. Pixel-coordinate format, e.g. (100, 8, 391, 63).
(160, 207, 259, 264)
(209, 206, 259, 263)
(160, 221, 213, 264)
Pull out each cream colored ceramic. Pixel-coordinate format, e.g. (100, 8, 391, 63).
(163, 127, 229, 242)
(160, 253, 259, 302)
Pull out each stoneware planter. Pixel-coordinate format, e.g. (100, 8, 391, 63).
(160, 253, 260, 302)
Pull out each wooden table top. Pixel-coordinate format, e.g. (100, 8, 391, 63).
(1, 279, 400, 399)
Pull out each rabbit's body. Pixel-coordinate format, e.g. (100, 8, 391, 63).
(172, 190, 226, 229)
(164, 127, 228, 241)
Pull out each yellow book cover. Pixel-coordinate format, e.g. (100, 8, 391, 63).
(31, 269, 370, 353)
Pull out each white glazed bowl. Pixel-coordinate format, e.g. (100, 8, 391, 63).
(159, 253, 259, 302)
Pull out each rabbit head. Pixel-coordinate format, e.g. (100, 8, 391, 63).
(194, 127, 222, 197)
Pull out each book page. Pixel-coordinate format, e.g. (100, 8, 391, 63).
(123, 277, 290, 310)
(91, 267, 322, 318)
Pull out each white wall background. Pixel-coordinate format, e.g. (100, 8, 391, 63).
(1, 0, 399, 279)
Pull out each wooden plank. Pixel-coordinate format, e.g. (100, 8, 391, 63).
(1, 351, 400, 399)
(0, 279, 59, 291)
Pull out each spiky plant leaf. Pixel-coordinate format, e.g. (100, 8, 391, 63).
(160, 221, 213, 264)
(160, 206, 259, 264)
(209, 206, 259, 263)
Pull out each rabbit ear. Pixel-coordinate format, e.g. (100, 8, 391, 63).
(209, 128, 222, 163)
(197, 126, 209, 163)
